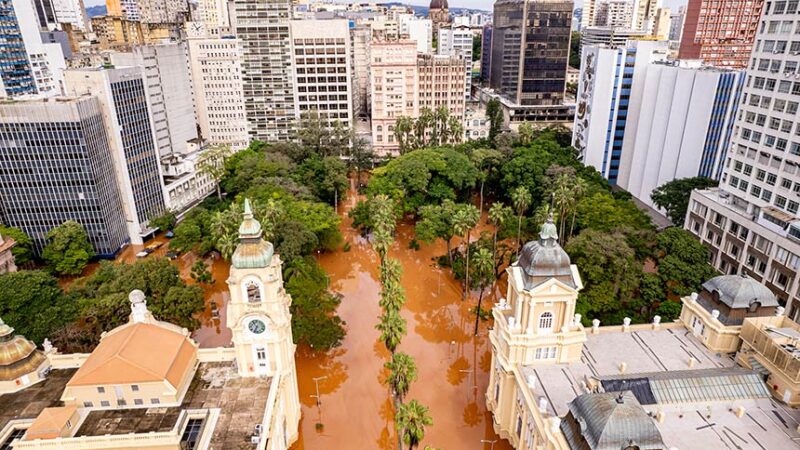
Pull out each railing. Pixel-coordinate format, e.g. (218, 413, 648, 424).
(740, 320, 800, 383)
(197, 347, 236, 363)
(47, 353, 90, 369)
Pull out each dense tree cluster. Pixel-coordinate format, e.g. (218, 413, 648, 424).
(652, 176, 719, 225)
(358, 126, 717, 326)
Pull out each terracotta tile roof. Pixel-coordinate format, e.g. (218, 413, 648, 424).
(24, 406, 77, 440)
(67, 322, 197, 388)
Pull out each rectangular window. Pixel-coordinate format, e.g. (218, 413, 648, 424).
(100, 400, 110, 407)
(131, 385, 139, 392)
(134, 399, 144, 406)
(151, 398, 160, 405)
(97, 387, 105, 394)
(83, 401, 93, 408)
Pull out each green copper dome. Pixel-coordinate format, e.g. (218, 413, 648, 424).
(231, 198, 274, 269)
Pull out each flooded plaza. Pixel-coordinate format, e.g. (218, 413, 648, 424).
(66, 190, 512, 449)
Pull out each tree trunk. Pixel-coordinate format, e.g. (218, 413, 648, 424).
(569, 210, 577, 242)
(479, 181, 485, 218)
(516, 215, 523, 258)
(216, 183, 222, 201)
(474, 287, 484, 336)
(492, 230, 498, 278)
(446, 238, 453, 266)
(463, 230, 470, 301)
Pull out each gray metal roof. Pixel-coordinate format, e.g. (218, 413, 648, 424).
(702, 274, 779, 309)
(599, 367, 771, 406)
(562, 391, 666, 450)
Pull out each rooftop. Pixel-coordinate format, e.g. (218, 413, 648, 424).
(521, 328, 800, 449)
(76, 362, 273, 449)
(0, 369, 76, 433)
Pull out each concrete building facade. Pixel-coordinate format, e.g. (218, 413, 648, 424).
(678, 0, 762, 68)
(0, 97, 128, 257)
(64, 67, 165, 244)
(370, 40, 418, 154)
(233, 0, 295, 142)
(438, 24, 473, 101)
(684, 0, 800, 321)
(186, 36, 250, 151)
(289, 19, 353, 130)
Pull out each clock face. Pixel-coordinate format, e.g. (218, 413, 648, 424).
(248, 319, 267, 335)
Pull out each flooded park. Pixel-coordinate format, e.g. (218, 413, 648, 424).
(67, 186, 512, 449)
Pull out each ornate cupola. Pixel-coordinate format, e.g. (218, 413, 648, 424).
(517, 215, 576, 290)
(231, 199, 274, 269)
(0, 317, 49, 393)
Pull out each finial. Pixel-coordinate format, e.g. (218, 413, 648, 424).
(129, 289, 150, 324)
(129, 289, 146, 305)
(243, 198, 253, 218)
(539, 213, 559, 241)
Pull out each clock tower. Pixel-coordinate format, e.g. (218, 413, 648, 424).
(227, 199, 300, 443)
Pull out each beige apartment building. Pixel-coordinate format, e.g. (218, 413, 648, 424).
(486, 218, 800, 449)
(290, 19, 353, 131)
(417, 53, 465, 121)
(0, 201, 301, 450)
(370, 40, 419, 155)
(186, 36, 249, 151)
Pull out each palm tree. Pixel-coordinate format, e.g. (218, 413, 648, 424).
(471, 247, 495, 336)
(379, 280, 406, 313)
(511, 186, 532, 257)
(376, 309, 407, 354)
(488, 202, 511, 276)
(370, 195, 396, 263)
(447, 115, 463, 146)
(568, 177, 588, 241)
(452, 205, 480, 301)
(380, 258, 403, 286)
(552, 176, 573, 242)
(396, 400, 433, 450)
(217, 233, 237, 260)
(384, 352, 417, 405)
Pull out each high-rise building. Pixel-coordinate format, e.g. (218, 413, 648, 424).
(669, 5, 686, 41)
(51, 0, 89, 31)
(581, 26, 650, 48)
(437, 25, 472, 101)
(233, 0, 295, 142)
(417, 53, 466, 120)
(350, 24, 371, 118)
(64, 67, 165, 244)
(399, 15, 432, 53)
(0, 0, 66, 98)
(678, 0, 762, 68)
(595, 0, 633, 27)
(370, 40, 418, 154)
(186, 36, 249, 151)
(290, 19, 353, 130)
(574, 42, 744, 208)
(632, 0, 661, 33)
(110, 43, 198, 159)
(490, 0, 572, 108)
(198, 0, 230, 36)
(684, 0, 800, 321)
(480, 24, 492, 82)
(0, 97, 128, 257)
(651, 7, 671, 39)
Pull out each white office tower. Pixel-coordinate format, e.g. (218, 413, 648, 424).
(573, 41, 744, 209)
(595, 0, 633, 27)
(233, 0, 295, 141)
(8, 0, 65, 98)
(109, 43, 198, 159)
(198, 0, 231, 36)
(64, 67, 166, 244)
(685, 1, 800, 321)
(399, 15, 432, 53)
(51, 0, 90, 31)
(186, 37, 249, 151)
(289, 20, 353, 131)
(438, 25, 472, 102)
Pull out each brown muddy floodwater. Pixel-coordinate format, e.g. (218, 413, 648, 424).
(65, 190, 512, 449)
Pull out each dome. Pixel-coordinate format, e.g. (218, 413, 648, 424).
(516, 217, 575, 289)
(429, 0, 448, 9)
(702, 274, 779, 309)
(232, 198, 274, 269)
(0, 317, 47, 382)
(562, 391, 666, 450)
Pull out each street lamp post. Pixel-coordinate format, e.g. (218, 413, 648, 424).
(310, 376, 328, 406)
(481, 439, 497, 450)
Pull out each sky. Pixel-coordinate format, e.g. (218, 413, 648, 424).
(84, 0, 689, 15)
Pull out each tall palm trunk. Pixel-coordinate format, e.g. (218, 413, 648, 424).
(479, 180, 485, 218)
(446, 238, 453, 266)
(516, 214, 523, 258)
(474, 286, 485, 336)
(463, 230, 470, 301)
(492, 229, 499, 277)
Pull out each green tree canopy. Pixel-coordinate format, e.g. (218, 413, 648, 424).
(0, 270, 75, 344)
(284, 257, 346, 351)
(0, 224, 34, 267)
(655, 227, 718, 297)
(42, 220, 94, 276)
(651, 177, 719, 225)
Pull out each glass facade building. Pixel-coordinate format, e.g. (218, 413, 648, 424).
(0, 97, 128, 257)
(0, 0, 37, 97)
(489, 0, 572, 106)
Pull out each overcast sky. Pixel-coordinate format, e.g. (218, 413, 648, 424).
(84, 0, 689, 17)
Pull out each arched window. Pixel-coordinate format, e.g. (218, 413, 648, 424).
(245, 280, 262, 303)
(749, 301, 761, 313)
(538, 312, 553, 331)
